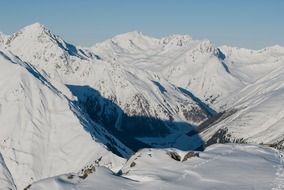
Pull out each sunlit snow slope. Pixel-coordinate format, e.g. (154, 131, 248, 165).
(201, 46, 284, 149)
(0, 152, 16, 190)
(0, 48, 131, 189)
(1, 23, 284, 189)
(29, 144, 284, 190)
(4, 23, 212, 151)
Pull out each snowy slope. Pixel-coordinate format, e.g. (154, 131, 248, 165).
(92, 33, 244, 107)
(91, 33, 284, 151)
(4, 24, 212, 151)
(0, 48, 131, 189)
(29, 144, 284, 190)
(2, 23, 284, 189)
(220, 45, 284, 85)
(92, 31, 284, 153)
(3, 23, 284, 150)
(201, 45, 284, 149)
(5, 23, 92, 80)
(0, 152, 16, 190)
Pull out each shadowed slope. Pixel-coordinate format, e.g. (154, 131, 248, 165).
(67, 85, 205, 152)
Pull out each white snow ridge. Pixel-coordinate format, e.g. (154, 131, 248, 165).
(0, 23, 283, 190)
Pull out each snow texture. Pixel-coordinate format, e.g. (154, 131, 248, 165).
(1, 23, 284, 189)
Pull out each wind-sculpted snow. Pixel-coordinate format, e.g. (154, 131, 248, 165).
(0, 152, 16, 190)
(0, 48, 131, 189)
(1, 23, 284, 189)
(29, 144, 284, 190)
(91, 33, 244, 106)
(4, 23, 212, 151)
(0, 45, 205, 189)
(201, 45, 284, 149)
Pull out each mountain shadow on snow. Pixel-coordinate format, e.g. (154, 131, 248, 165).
(67, 85, 205, 154)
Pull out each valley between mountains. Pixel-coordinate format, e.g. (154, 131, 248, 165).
(0, 23, 284, 189)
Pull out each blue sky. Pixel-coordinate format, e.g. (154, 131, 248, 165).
(0, 0, 283, 49)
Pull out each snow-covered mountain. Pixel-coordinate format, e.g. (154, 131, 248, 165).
(91, 31, 284, 149)
(3, 23, 212, 151)
(0, 152, 16, 190)
(201, 45, 284, 149)
(1, 23, 284, 189)
(28, 144, 284, 190)
(0, 47, 131, 189)
(4, 23, 91, 78)
(91, 32, 244, 107)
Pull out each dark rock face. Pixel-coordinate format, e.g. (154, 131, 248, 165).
(79, 164, 96, 180)
(166, 151, 199, 162)
(182, 106, 207, 124)
(130, 162, 136, 168)
(177, 87, 216, 126)
(206, 128, 246, 147)
(206, 128, 230, 146)
(182, 152, 199, 162)
(266, 139, 284, 150)
(199, 108, 247, 147)
(198, 108, 238, 134)
(124, 94, 151, 117)
(24, 184, 32, 190)
(167, 151, 181, 161)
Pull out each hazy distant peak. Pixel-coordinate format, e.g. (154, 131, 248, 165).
(18, 22, 52, 38)
(92, 31, 159, 53)
(115, 30, 144, 38)
(219, 44, 284, 58)
(23, 22, 47, 30)
(110, 30, 158, 44)
(261, 45, 284, 53)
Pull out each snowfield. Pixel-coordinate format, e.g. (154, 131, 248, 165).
(0, 47, 130, 189)
(3, 23, 211, 151)
(0, 23, 284, 189)
(201, 45, 284, 148)
(0, 152, 16, 190)
(29, 144, 284, 190)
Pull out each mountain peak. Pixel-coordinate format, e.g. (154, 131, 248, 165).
(23, 22, 46, 30)
(5, 22, 54, 46)
(93, 31, 159, 52)
(20, 22, 50, 36)
(262, 45, 284, 52)
(118, 30, 144, 37)
(110, 30, 157, 44)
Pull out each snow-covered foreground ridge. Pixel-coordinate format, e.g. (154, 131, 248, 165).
(0, 23, 284, 189)
(29, 144, 284, 190)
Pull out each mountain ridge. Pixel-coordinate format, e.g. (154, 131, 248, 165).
(0, 47, 132, 189)
(1, 23, 284, 189)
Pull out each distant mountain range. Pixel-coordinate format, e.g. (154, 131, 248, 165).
(0, 23, 284, 190)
